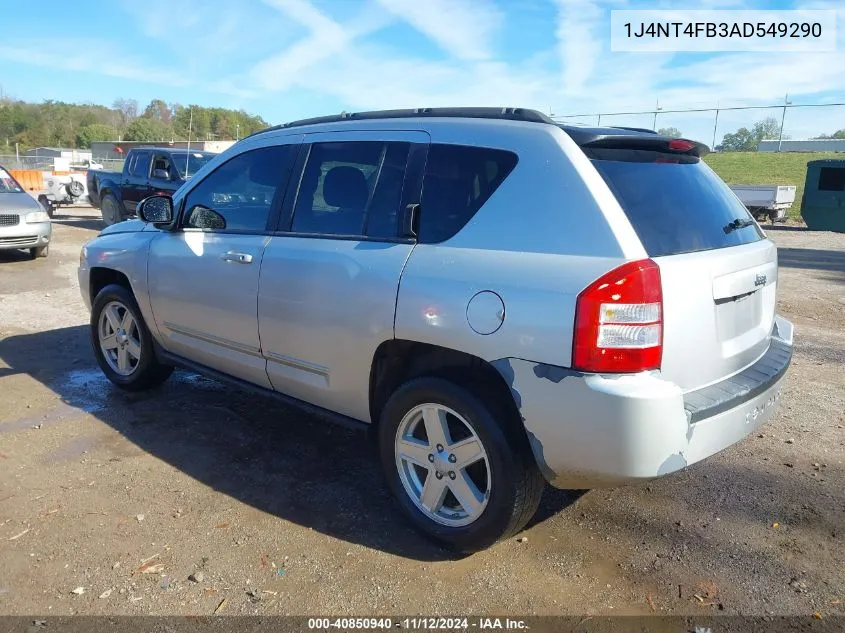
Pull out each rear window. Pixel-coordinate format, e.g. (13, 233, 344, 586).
(588, 148, 763, 257)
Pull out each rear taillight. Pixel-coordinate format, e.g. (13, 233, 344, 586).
(572, 259, 663, 373)
(668, 139, 695, 151)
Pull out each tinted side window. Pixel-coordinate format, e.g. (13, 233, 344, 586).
(292, 141, 410, 238)
(418, 144, 518, 243)
(183, 145, 293, 233)
(130, 152, 151, 178)
(818, 167, 845, 192)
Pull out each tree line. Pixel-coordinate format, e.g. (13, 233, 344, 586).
(0, 97, 269, 152)
(662, 119, 845, 151)
(716, 117, 845, 151)
(3, 97, 842, 154)
(659, 120, 784, 151)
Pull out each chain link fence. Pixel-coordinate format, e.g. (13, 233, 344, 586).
(554, 101, 845, 151)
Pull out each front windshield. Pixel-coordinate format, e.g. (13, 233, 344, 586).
(171, 153, 214, 179)
(0, 169, 24, 193)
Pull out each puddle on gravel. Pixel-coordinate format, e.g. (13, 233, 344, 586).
(58, 368, 223, 412)
(0, 369, 110, 434)
(1, 368, 227, 435)
(60, 369, 111, 412)
(174, 372, 222, 390)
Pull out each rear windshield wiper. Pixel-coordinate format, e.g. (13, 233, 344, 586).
(723, 218, 755, 234)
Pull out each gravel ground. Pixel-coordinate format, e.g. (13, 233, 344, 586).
(0, 208, 843, 617)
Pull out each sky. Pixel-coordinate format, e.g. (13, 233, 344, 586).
(1, 0, 844, 144)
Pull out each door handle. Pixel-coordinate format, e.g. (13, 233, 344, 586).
(221, 251, 254, 264)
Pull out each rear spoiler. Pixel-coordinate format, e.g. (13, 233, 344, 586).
(577, 135, 709, 157)
(560, 126, 710, 157)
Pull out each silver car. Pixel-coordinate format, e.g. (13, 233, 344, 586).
(78, 108, 793, 552)
(0, 166, 51, 258)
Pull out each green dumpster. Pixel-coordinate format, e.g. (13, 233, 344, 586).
(802, 159, 845, 232)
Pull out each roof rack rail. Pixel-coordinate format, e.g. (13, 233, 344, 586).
(244, 107, 553, 139)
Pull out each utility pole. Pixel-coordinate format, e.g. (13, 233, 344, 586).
(712, 102, 720, 150)
(185, 107, 193, 177)
(777, 93, 791, 152)
(236, 123, 240, 141)
(652, 99, 661, 130)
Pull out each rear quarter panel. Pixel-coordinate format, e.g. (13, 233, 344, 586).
(396, 122, 645, 367)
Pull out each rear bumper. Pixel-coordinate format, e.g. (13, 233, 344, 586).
(0, 221, 52, 250)
(493, 315, 793, 489)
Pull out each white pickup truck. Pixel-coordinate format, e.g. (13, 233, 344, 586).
(729, 185, 796, 223)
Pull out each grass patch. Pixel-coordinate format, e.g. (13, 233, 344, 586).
(704, 151, 841, 221)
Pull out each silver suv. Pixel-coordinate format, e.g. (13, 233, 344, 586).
(78, 108, 793, 552)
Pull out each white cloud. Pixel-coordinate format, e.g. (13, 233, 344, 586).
(661, 52, 845, 105)
(242, 0, 845, 128)
(251, 43, 556, 115)
(262, 0, 344, 32)
(5, 0, 845, 138)
(122, 0, 200, 40)
(250, 0, 394, 91)
(547, 0, 845, 119)
(241, 0, 553, 115)
(554, 0, 607, 97)
(373, 0, 504, 61)
(0, 41, 187, 87)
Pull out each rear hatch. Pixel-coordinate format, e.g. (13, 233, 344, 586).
(584, 138, 776, 392)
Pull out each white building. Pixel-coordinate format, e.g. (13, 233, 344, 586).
(758, 139, 845, 152)
(90, 140, 236, 160)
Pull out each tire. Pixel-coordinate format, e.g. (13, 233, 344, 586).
(90, 284, 173, 391)
(67, 179, 85, 198)
(30, 244, 49, 258)
(378, 376, 543, 553)
(100, 193, 123, 226)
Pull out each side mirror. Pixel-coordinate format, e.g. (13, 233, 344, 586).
(153, 168, 169, 180)
(138, 195, 174, 224)
(186, 205, 226, 231)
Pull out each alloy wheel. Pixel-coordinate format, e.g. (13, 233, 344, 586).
(98, 301, 142, 376)
(394, 403, 491, 527)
